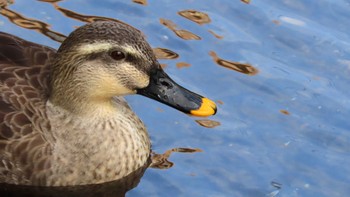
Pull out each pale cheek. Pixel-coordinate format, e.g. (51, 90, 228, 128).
(100, 79, 135, 96)
(110, 85, 136, 95)
(134, 73, 150, 88)
(120, 64, 150, 89)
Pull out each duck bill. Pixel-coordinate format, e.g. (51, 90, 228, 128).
(137, 68, 217, 117)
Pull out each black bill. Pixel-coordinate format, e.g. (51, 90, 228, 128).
(137, 68, 217, 117)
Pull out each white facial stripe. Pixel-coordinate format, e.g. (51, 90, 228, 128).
(77, 42, 114, 54)
(76, 42, 146, 59)
(122, 44, 146, 59)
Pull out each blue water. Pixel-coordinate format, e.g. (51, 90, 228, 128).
(1, 0, 349, 196)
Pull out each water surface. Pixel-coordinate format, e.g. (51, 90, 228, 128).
(1, 0, 349, 196)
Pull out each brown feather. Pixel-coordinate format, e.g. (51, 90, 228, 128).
(0, 32, 55, 184)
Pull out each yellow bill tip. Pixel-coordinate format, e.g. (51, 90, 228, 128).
(190, 98, 217, 117)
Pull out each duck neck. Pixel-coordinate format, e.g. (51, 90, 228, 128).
(49, 90, 113, 117)
(49, 60, 116, 116)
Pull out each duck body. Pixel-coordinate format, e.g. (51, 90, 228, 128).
(0, 21, 216, 186)
(44, 97, 150, 186)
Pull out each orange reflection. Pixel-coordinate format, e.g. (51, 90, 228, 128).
(208, 30, 224, 39)
(51, 2, 125, 24)
(241, 0, 251, 4)
(0, 7, 67, 42)
(195, 119, 221, 128)
(280, 110, 290, 115)
(159, 18, 177, 30)
(209, 51, 259, 75)
(174, 29, 201, 40)
(159, 18, 201, 40)
(176, 62, 191, 69)
(38, 1, 140, 40)
(1, 1, 133, 44)
(132, 0, 148, 5)
(37, 0, 63, 3)
(178, 10, 211, 25)
(151, 148, 202, 169)
(153, 47, 179, 59)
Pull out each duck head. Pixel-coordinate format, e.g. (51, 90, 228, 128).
(50, 21, 216, 117)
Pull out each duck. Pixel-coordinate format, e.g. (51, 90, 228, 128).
(0, 21, 216, 186)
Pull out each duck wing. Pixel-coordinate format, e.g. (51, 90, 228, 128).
(0, 32, 55, 184)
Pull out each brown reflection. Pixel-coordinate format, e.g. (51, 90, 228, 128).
(217, 100, 224, 105)
(280, 110, 290, 115)
(159, 18, 201, 40)
(17, 1, 140, 42)
(208, 30, 224, 39)
(160, 18, 178, 30)
(0, 159, 150, 197)
(272, 20, 281, 25)
(151, 148, 202, 169)
(176, 62, 191, 69)
(50, 2, 126, 25)
(38, 0, 63, 3)
(0, 7, 67, 42)
(195, 119, 221, 128)
(178, 10, 211, 25)
(174, 29, 201, 40)
(241, 0, 251, 4)
(209, 51, 259, 75)
(153, 47, 179, 59)
(132, 0, 147, 5)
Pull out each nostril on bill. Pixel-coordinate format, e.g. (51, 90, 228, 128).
(159, 78, 173, 89)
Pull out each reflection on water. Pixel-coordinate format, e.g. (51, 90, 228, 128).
(195, 119, 221, 128)
(159, 18, 201, 40)
(150, 148, 202, 169)
(0, 7, 66, 42)
(0, 0, 140, 43)
(209, 51, 258, 75)
(38, 0, 62, 3)
(177, 9, 223, 40)
(2, 1, 348, 196)
(241, 0, 251, 4)
(153, 47, 179, 59)
(0, 160, 150, 197)
(173, 29, 201, 40)
(44, 0, 126, 25)
(132, 0, 147, 6)
(178, 10, 211, 25)
(280, 109, 290, 115)
(208, 29, 224, 39)
(176, 62, 191, 69)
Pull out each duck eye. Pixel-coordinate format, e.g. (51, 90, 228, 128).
(109, 51, 126, 61)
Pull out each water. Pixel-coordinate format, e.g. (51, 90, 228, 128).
(1, 0, 349, 196)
